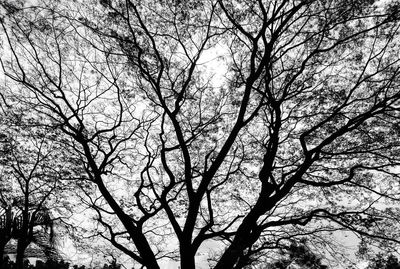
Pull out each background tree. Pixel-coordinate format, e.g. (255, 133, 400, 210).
(0, 128, 61, 268)
(366, 253, 400, 269)
(1, 0, 400, 269)
(0, 103, 81, 268)
(0, 134, 14, 262)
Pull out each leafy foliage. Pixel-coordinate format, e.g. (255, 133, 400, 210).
(1, 0, 400, 269)
(367, 253, 400, 269)
(267, 242, 328, 269)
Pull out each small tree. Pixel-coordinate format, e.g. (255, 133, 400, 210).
(0, 116, 76, 268)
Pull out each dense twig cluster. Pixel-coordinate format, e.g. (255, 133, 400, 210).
(1, 0, 400, 268)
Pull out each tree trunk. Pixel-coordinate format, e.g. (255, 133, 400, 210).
(214, 197, 268, 269)
(15, 239, 28, 269)
(1, 205, 13, 268)
(180, 243, 195, 269)
(0, 240, 8, 269)
(95, 177, 160, 269)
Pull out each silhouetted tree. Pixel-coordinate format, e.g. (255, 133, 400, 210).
(0, 121, 75, 268)
(1, 0, 400, 268)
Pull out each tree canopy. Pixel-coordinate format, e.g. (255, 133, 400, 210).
(1, 0, 400, 268)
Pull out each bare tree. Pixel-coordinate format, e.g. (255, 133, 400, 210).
(1, 0, 400, 268)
